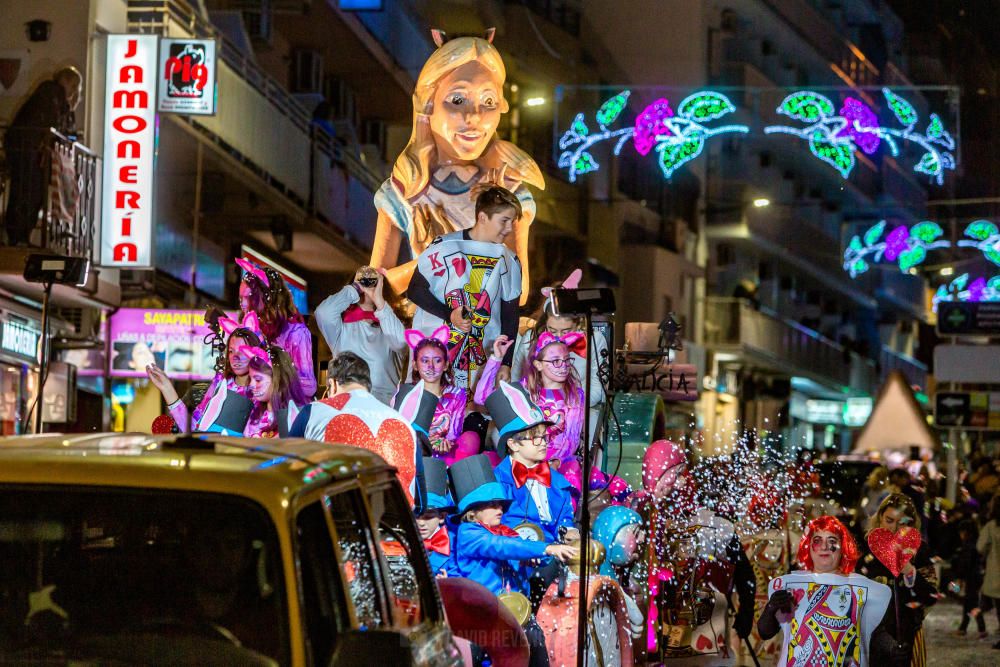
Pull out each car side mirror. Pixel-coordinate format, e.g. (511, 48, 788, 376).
(328, 630, 413, 666)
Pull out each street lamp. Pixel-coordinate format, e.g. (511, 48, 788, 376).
(752, 197, 771, 208)
(524, 96, 546, 107)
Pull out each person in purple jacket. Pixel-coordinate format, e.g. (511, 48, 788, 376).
(236, 258, 317, 399)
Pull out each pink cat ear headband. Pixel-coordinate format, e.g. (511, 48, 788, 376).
(533, 331, 586, 359)
(219, 311, 262, 339)
(404, 324, 450, 352)
(236, 258, 269, 288)
(238, 344, 276, 368)
(541, 268, 583, 314)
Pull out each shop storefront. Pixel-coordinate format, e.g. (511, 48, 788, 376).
(0, 309, 41, 435)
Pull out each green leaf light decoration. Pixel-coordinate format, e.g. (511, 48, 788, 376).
(809, 130, 855, 179)
(910, 221, 944, 243)
(677, 91, 736, 122)
(863, 221, 886, 246)
(883, 88, 918, 126)
(557, 89, 748, 183)
(778, 91, 835, 122)
(656, 135, 705, 179)
(595, 91, 630, 127)
(765, 87, 957, 184)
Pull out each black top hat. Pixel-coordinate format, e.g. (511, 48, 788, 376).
(448, 454, 511, 517)
(391, 381, 440, 436)
(484, 381, 552, 451)
(422, 456, 455, 512)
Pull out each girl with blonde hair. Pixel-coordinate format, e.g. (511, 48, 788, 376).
(371, 32, 544, 299)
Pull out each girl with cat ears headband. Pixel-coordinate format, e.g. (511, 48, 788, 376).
(218, 311, 264, 342)
(404, 324, 450, 353)
(532, 330, 586, 360)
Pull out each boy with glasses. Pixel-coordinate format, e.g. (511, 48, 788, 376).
(486, 381, 580, 610)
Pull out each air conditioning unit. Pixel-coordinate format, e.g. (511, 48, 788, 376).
(291, 49, 323, 94)
(241, 0, 273, 45)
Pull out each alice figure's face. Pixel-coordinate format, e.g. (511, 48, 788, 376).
(430, 61, 502, 162)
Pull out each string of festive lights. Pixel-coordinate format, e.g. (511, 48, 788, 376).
(763, 88, 956, 184)
(843, 219, 1000, 278)
(932, 273, 1000, 311)
(557, 90, 749, 182)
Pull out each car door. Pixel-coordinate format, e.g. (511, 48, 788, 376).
(365, 481, 462, 666)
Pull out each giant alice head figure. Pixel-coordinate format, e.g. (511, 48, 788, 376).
(371, 30, 545, 301)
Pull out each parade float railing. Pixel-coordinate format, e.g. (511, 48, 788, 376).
(127, 0, 386, 231)
(705, 297, 877, 394)
(0, 127, 101, 261)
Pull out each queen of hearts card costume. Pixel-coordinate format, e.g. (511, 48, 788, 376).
(411, 231, 522, 387)
(766, 572, 890, 667)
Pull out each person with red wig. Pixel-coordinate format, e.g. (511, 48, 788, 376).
(758, 515, 911, 666)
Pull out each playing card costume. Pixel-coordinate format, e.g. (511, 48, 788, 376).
(315, 283, 407, 404)
(764, 573, 890, 667)
(408, 231, 522, 387)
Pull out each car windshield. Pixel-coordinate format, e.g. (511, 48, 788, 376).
(0, 486, 287, 666)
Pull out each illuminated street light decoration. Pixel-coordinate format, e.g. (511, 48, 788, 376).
(932, 273, 1000, 311)
(844, 220, 1000, 278)
(843, 220, 948, 277)
(956, 220, 1000, 266)
(764, 88, 956, 184)
(558, 90, 749, 182)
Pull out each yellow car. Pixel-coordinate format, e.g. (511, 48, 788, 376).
(0, 433, 464, 666)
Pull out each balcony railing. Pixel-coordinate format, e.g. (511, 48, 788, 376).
(705, 297, 877, 394)
(0, 127, 100, 259)
(127, 0, 386, 230)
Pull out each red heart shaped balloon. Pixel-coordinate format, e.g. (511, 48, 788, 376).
(868, 527, 922, 577)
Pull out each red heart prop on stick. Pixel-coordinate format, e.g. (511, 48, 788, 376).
(694, 634, 714, 651)
(867, 527, 921, 577)
(323, 413, 416, 503)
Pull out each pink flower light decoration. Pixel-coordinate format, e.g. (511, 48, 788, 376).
(836, 97, 881, 155)
(634, 98, 674, 156)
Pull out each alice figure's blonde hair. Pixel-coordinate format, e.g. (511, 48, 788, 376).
(392, 36, 544, 199)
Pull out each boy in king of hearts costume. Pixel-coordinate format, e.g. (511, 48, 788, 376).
(407, 186, 523, 389)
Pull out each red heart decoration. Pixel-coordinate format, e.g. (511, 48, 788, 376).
(791, 588, 805, 606)
(323, 414, 416, 503)
(321, 394, 351, 410)
(867, 527, 922, 577)
(452, 257, 467, 277)
(695, 634, 714, 651)
(433, 269, 446, 277)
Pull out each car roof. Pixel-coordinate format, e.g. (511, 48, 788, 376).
(0, 433, 394, 508)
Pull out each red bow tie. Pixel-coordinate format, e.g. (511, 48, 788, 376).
(424, 527, 450, 556)
(480, 522, 520, 538)
(512, 460, 552, 488)
(342, 304, 380, 324)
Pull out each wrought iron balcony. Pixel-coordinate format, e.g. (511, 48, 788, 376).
(0, 127, 100, 260)
(705, 297, 877, 395)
